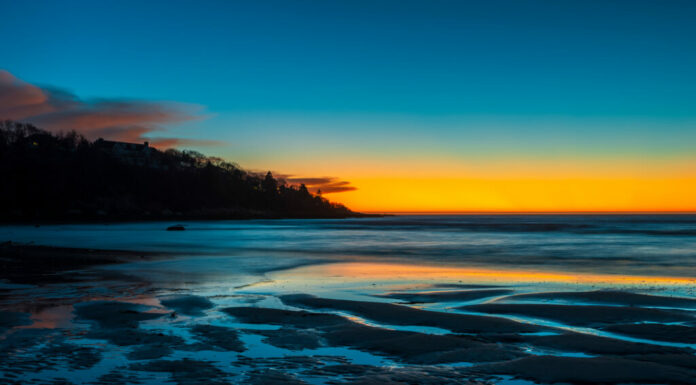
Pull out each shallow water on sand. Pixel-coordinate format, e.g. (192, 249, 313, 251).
(2, 215, 696, 384)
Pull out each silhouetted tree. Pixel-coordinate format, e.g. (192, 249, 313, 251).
(262, 171, 278, 193)
(0, 121, 356, 221)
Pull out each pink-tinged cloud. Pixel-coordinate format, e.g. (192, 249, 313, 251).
(0, 70, 209, 148)
(146, 137, 224, 149)
(285, 176, 358, 194)
(0, 70, 54, 119)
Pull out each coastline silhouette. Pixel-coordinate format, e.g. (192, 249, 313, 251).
(0, 120, 365, 221)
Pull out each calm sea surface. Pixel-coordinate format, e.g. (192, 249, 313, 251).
(2, 214, 696, 278)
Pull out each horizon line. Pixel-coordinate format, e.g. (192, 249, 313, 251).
(362, 210, 696, 215)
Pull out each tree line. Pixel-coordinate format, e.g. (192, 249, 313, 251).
(0, 120, 360, 221)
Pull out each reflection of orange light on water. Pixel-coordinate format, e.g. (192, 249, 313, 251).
(277, 262, 696, 287)
(20, 305, 75, 329)
(18, 294, 163, 330)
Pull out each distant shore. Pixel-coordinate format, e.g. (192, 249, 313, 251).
(1, 121, 374, 224)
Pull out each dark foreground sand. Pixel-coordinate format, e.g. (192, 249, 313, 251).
(0, 242, 159, 284)
(2, 244, 696, 384)
(376, 288, 513, 303)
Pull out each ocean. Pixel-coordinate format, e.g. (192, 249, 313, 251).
(3, 214, 696, 277)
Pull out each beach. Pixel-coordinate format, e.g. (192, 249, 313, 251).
(2, 215, 696, 384)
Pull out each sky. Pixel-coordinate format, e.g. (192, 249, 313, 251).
(1, 0, 696, 212)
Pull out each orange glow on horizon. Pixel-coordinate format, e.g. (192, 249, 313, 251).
(325, 176, 696, 213)
(269, 153, 696, 213)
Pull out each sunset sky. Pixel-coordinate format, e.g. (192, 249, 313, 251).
(2, 0, 696, 212)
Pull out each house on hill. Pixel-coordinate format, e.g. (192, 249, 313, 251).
(95, 138, 152, 166)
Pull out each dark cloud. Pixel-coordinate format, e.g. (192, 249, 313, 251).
(0, 70, 209, 148)
(285, 176, 357, 194)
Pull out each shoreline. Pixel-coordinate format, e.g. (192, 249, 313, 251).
(0, 242, 167, 285)
(5, 242, 696, 285)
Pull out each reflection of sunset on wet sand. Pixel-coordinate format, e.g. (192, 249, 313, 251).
(276, 262, 696, 287)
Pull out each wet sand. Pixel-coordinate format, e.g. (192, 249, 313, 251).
(2, 245, 696, 384)
(376, 288, 513, 303)
(501, 290, 696, 308)
(279, 294, 546, 334)
(462, 303, 695, 326)
(0, 242, 160, 284)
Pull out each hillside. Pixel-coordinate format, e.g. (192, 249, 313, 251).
(0, 121, 365, 221)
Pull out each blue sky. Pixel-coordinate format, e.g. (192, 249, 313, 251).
(2, 0, 696, 210)
(4, 0, 695, 117)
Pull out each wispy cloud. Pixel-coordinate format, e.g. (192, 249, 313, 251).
(0, 70, 210, 148)
(284, 176, 357, 194)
